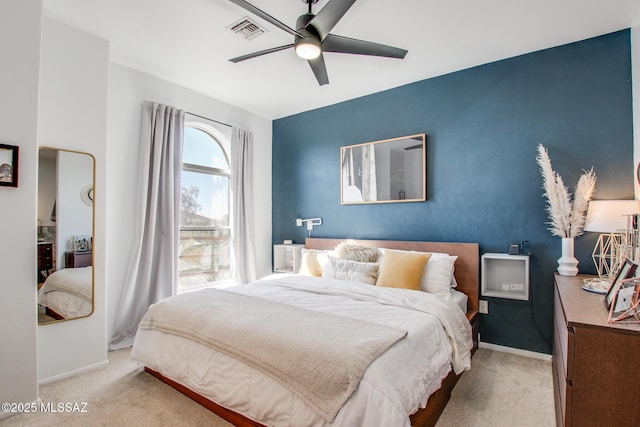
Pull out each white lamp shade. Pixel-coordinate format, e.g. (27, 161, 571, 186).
(584, 200, 640, 233)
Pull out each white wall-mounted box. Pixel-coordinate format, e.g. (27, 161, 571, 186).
(273, 244, 304, 274)
(481, 253, 530, 300)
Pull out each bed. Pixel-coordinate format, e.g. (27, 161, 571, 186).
(37, 266, 93, 320)
(131, 238, 479, 427)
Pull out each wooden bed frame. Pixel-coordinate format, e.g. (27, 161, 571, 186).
(145, 238, 479, 427)
(45, 307, 65, 320)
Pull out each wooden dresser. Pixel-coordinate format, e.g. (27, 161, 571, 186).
(553, 274, 640, 426)
(65, 251, 92, 268)
(37, 242, 54, 283)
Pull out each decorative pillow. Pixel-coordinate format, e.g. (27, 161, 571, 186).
(299, 249, 331, 277)
(421, 253, 458, 297)
(322, 256, 379, 285)
(334, 240, 380, 263)
(376, 250, 431, 290)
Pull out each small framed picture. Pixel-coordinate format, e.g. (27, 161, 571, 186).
(605, 258, 638, 314)
(72, 235, 92, 252)
(0, 143, 19, 188)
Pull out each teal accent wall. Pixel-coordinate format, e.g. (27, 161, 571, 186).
(272, 30, 633, 353)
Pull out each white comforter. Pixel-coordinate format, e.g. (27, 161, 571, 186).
(131, 274, 472, 427)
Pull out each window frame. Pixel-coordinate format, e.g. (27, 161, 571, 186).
(178, 122, 233, 293)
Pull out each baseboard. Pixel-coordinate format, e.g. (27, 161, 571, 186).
(39, 359, 109, 385)
(478, 341, 552, 361)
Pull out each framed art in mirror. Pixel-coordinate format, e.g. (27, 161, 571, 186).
(341, 134, 426, 205)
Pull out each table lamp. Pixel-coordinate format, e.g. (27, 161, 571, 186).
(584, 200, 640, 278)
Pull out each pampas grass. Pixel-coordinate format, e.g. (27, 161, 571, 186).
(536, 144, 596, 238)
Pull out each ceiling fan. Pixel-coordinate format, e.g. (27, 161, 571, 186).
(227, 0, 408, 85)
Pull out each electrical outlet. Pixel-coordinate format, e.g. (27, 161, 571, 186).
(479, 300, 488, 314)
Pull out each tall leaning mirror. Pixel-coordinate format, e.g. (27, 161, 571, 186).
(37, 148, 95, 324)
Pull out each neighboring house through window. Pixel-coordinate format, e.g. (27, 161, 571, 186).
(179, 122, 231, 292)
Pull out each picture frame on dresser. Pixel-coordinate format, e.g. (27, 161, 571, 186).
(607, 276, 640, 323)
(72, 235, 92, 252)
(605, 258, 637, 313)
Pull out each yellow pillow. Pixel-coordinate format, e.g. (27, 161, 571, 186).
(376, 250, 431, 290)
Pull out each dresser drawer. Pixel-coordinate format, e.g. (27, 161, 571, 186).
(38, 243, 54, 271)
(65, 251, 92, 268)
(553, 287, 574, 381)
(553, 320, 566, 423)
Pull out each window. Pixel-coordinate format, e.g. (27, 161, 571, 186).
(178, 123, 231, 292)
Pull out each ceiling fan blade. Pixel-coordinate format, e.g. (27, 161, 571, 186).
(307, 0, 357, 40)
(307, 53, 329, 85)
(227, 0, 302, 37)
(322, 34, 408, 58)
(229, 44, 294, 63)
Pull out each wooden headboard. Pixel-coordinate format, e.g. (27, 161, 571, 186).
(305, 238, 480, 315)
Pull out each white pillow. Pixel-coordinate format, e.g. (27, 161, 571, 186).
(421, 253, 458, 297)
(299, 249, 331, 277)
(322, 256, 379, 285)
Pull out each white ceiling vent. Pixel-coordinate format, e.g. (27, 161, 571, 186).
(228, 16, 267, 41)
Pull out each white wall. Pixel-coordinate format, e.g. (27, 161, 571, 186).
(37, 153, 56, 228)
(0, 0, 42, 417)
(37, 17, 109, 382)
(56, 151, 93, 267)
(106, 63, 272, 345)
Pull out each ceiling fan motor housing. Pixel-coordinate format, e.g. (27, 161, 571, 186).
(294, 13, 322, 58)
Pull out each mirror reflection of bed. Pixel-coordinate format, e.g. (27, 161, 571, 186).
(37, 148, 95, 324)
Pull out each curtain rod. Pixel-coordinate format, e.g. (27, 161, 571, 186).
(185, 111, 232, 128)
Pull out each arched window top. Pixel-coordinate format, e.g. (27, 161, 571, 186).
(183, 123, 229, 172)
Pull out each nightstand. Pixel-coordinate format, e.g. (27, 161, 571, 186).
(65, 251, 92, 268)
(481, 253, 530, 300)
(273, 244, 303, 273)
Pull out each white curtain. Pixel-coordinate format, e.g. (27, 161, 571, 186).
(110, 102, 184, 350)
(361, 144, 377, 201)
(231, 127, 257, 285)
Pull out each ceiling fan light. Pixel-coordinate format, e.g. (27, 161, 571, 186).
(295, 37, 321, 59)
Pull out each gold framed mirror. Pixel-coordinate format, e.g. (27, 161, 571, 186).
(37, 147, 95, 324)
(341, 134, 426, 204)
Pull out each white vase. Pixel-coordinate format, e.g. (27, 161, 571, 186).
(558, 237, 579, 276)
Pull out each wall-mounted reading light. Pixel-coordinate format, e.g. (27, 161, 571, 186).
(296, 217, 322, 237)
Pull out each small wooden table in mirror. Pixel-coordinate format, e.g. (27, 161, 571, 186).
(341, 133, 426, 204)
(37, 147, 95, 324)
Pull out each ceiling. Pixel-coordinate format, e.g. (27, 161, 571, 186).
(43, 0, 640, 119)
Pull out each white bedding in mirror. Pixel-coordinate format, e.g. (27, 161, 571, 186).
(38, 266, 92, 319)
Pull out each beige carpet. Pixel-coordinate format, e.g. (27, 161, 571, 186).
(2, 348, 555, 427)
(436, 349, 556, 426)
